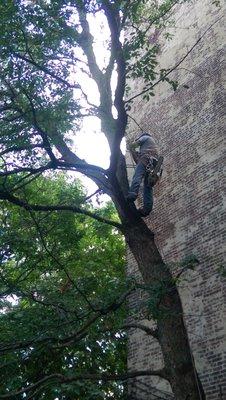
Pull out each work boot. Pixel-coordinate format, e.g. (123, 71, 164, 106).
(126, 192, 137, 202)
(138, 207, 151, 217)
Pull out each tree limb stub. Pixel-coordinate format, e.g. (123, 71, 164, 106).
(121, 323, 159, 339)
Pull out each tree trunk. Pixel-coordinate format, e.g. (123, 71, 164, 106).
(124, 221, 205, 400)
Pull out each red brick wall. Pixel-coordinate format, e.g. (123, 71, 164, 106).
(126, 1, 226, 398)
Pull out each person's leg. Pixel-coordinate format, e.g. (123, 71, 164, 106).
(127, 161, 146, 201)
(138, 174, 153, 216)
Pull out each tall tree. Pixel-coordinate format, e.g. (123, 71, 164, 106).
(0, 0, 208, 398)
(0, 175, 128, 399)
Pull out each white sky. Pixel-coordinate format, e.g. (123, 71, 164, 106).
(76, 117, 110, 169)
(75, 118, 126, 199)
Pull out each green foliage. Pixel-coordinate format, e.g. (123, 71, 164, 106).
(123, 0, 186, 99)
(217, 265, 226, 277)
(135, 278, 175, 320)
(212, 0, 221, 7)
(179, 255, 199, 270)
(132, 255, 200, 320)
(0, 0, 82, 168)
(0, 175, 128, 399)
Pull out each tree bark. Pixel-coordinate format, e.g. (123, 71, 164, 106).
(124, 221, 205, 400)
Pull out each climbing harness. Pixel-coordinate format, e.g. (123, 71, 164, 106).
(146, 155, 164, 187)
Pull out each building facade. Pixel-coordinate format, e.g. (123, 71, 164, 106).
(126, 1, 226, 398)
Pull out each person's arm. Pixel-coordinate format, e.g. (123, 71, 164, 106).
(127, 141, 139, 164)
(129, 141, 139, 150)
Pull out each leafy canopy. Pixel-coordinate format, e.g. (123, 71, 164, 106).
(0, 174, 128, 399)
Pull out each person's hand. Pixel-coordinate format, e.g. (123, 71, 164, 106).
(128, 142, 136, 150)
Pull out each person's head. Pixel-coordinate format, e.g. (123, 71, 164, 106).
(135, 132, 152, 141)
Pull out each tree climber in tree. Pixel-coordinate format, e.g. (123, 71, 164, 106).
(127, 132, 160, 217)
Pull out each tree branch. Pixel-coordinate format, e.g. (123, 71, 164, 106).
(0, 163, 53, 177)
(3, 82, 111, 191)
(58, 287, 135, 347)
(101, 1, 128, 172)
(76, 7, 103, 87)
(18, 86, 57, 164)
(0, 143, 44, 157)
(121, 323, 158, 339)
(143, 0, 180, 35)
(84, 188, 102, 201)
(76, 4, 117, 154)
(56, 160, 107, 175)
(0, 189, 122, 229)
(0, 368, 167, 398)
(0, 286, 135, 354)
(11, 52, 81, 90)
(46, 129, 111, 192)
(4, 61, 113, 195)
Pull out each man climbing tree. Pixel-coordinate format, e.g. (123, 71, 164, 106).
(127, 132, 160, 217)
(0, 0, 210, 398)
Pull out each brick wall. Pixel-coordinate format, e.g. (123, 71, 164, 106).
(126, 1, 226, 398)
